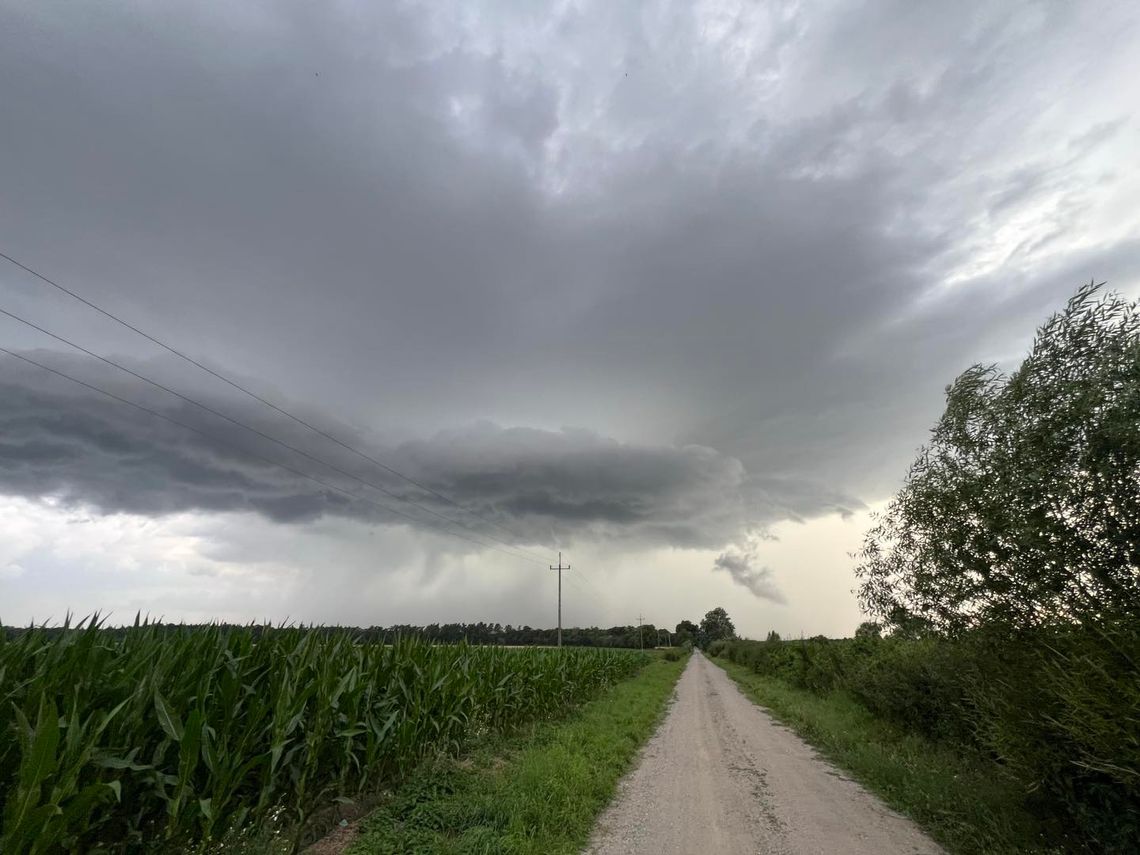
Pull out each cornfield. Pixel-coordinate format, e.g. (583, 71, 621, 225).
(0, 617, 647, 852)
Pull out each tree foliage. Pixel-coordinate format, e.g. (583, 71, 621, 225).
(856, 282, 1140, 635)
(848, 283, 1140, 847)
(699, 607, 736, 646)
(674, 620, 699, 646)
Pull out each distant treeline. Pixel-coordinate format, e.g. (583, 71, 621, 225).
(369, 623, 669, 648)
(2, 610, 740, 650)
(1, 621, 673, 649)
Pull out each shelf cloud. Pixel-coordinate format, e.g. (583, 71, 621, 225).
(1, 0, 1138, 630)
(0, 351, 858, 551)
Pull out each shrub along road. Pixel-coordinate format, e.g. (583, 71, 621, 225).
(585, 651, 942, 855)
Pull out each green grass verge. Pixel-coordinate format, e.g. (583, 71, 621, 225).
(348, 653, 687, 855)
(709, 657, 1057, 855)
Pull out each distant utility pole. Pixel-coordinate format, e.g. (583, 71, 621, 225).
(637, 614, 645, 650)
(550, 552, 570, 648)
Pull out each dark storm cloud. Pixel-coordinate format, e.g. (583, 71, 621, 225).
(0, 0, 1138, 557)
(398, 424, 861, 545)
(0, 351, 852, 546)
(0, 352, 355, 523)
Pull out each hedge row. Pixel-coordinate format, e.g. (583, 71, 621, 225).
(709, 625, 1140, 851)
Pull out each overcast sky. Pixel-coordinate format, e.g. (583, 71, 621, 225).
(2, 0, 1139, 637)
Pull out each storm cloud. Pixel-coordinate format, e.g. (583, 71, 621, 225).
(1, 0, 1138, 630)
(0, 350, 857, 549)
(713, 538, 787, 603)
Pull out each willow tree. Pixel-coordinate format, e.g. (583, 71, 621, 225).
(856, 282, 1140, 635)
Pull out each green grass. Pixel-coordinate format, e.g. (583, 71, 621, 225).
(708, 657, 1059, 855)
(348, 653, 687, 855)
(0, 619, 648, 853)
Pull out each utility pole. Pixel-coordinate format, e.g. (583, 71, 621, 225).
(637, 614, 645, 650)
(550, 552, 570, 648)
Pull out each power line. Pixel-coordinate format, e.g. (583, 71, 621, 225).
(565, 572, 601, 611)
(0, 347, 543, 565)
(0, 249, 548, 560)
(547, 552, 607, 607)
(564, 567, 609, 618)
(564, 573, 609, 622)
(571, 565, 608, 602)
(0, 305, 548, 562)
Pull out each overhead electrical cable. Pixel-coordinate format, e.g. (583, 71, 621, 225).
(572, 567, 609, 603)
(0, 305, 549, 562)
(566, 573, 608, 615)
(0, 250, 551, 561)
(0, 346, 543, 565)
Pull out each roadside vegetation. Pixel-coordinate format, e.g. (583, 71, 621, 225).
(710, 641, 1057, 853)
(0, 620, 648, 853)
(711, 283, 1140, 853)
(348, 651, 687, 854)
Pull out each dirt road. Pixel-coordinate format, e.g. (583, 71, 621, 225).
(585, 652, 942, 855)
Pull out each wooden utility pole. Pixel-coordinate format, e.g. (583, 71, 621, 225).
(637, 614, 645, 650)
(550, 552, 570, 648)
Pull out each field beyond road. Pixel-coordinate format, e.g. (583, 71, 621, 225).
(586, 651, 942, 855)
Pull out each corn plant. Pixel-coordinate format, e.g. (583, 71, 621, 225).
(0, 616, 646, 852)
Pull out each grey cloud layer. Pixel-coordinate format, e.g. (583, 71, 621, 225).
(713, 542, 786, 605)
(0, 352, 855, 549)
(1, 0, 1138, 582)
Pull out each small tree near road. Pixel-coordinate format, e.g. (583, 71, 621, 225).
(674, 620, 699, 646)
(699, 607, 736, 647)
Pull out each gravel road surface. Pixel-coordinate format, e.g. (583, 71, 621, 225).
(585, 652, 943, 855)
